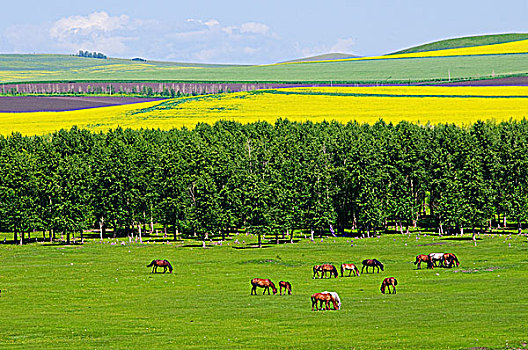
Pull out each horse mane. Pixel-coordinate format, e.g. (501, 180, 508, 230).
(146, 260, 155, 267)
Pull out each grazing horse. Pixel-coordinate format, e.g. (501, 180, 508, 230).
(443, 253, 460, 268)
(414, 254, 434, 269)
(340, 263, 360, 277)
(322, 291, 341, 310)
(380, 277, 398, 294)
(146, 259, 173, 273)
(311, 292, 339, 311)
(428, 253, 445, 267)
(251, 278, 277, 295)
(279, 281, 292, 295)
(361, 259, 384, 273)
(313, 264, 338, 279)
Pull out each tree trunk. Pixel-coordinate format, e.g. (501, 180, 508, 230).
(99, 218, 104, 241)
(258, 233, 262, 248)
(138, 223, 142, 243)
(173, 226, 178, 241)
(310, 228, 314, 241)
(20, 231, 24, 245)
(66, 231, 70, 245)
(503, 214, 507, 228)
(289, 228, 294, 244)
(517, 218, 522, 235)
(13, 230, 17, 245)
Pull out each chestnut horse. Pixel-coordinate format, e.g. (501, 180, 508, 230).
(251, 278, 277, 295)
(414, 254, 433, 269)
(443, 253, 460, 268)
(380, 277, 398, 294)
(340, 263, 360, 277)
(311, 292, 339, 311)
(361, 259, 384, 273)
(279, 281, 292, 295)
(312, 264, 338, 279)
(322, 291, 341, 310)
(146, 259, 173, 273)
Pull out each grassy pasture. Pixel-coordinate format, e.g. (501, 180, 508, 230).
(0, 233, 526, 349)
(391, 33, 528, 54)
(1, 52, 528, 84)
(3, 86, 528, 135)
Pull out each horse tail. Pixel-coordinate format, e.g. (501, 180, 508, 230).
(146, 260, 155, 267)
(332, 265, 338, 278)
(166, 261, 173, 273)
(393, 278, 398, 286)
(413, 256, 418, 264)
(355, 265, 360, 276)
(340, 264, 344, 277)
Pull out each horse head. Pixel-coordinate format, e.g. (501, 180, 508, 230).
(376, 260, 384, 271)
(332, 266, 338, 278)
(270, 281, 277, 295)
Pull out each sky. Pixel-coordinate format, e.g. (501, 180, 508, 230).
(1, 0, 527, 64)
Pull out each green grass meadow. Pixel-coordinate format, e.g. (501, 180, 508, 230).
(0, 233, 526, 349)
(1, 53, 528, 84)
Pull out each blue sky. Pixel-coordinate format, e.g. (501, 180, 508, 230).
(1, 0, 527, 64)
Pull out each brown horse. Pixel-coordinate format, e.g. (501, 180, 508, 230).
(361, 259, 384, 273)
(146, 259, 173, 273)
(414, 254, 433, 269)
(443, 253, 460, 268)
(251, 278, 277, 295)
(311, 292, 339, 311)
(313, 264, 338, 279)
(279, 281, 292, 295)
(340, 263, 360, 277)
(380, 277, 398, 294)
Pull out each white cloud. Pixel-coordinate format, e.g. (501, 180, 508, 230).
(50, 11, 129, 41)
(1, 13, 291, 64)
(240, 22, 270, 35)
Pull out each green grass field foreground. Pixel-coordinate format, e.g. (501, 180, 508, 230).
(0, 233, 526, 349)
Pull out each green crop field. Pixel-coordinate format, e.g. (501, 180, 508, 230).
(1, 52, 528, 84)
(391, 33, 528, 54)
(0, 233, 526, 349)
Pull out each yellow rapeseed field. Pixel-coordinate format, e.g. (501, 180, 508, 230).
(2, 86, 528, 135)
(277, 39, 528, 65)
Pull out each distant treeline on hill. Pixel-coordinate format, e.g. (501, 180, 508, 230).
(75, 50, 107, 59)
(2, 119, 528, 245)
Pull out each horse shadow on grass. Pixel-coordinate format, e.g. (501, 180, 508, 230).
(440, 236, 482, 241)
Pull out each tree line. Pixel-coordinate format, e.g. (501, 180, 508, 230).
(1, 119, 527, 245)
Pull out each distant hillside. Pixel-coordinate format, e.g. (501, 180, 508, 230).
(281, 53, 358, 63)
(391, 33, 528, 55)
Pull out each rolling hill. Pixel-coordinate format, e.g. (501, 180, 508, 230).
(390, 33, 528, 54)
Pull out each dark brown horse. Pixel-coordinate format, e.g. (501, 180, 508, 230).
(361, 259, 384, 273)
(414, 254, 433, 269)
(313, 264, 338, 279)
(311, 292, 339, 311)
(380, 277, 398, 294)
(443, 253, 460, 268)
(146, 259, 173, 273)
(251, 278, 277, 295)
(340, 263, 360, 277)
(279, 281, 292, 295)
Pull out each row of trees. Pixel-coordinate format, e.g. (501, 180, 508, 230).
(76, 50, 107, 59)
(1, 119, 527, 245)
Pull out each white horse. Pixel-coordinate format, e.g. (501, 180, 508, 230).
(428, 253, 445, 267)
(323, 291, 341, 310)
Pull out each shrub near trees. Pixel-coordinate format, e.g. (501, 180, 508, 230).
(1, 119, 528, 245)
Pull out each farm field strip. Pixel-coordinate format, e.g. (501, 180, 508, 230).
(275, 38, 528, 65)
(0, 234, 526, 349)
(2, 53, 528, 83)
(3, 86, 528, 135)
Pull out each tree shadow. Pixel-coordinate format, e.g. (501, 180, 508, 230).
(440, 237, 482, 241)
(232, 245, 273, 249)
